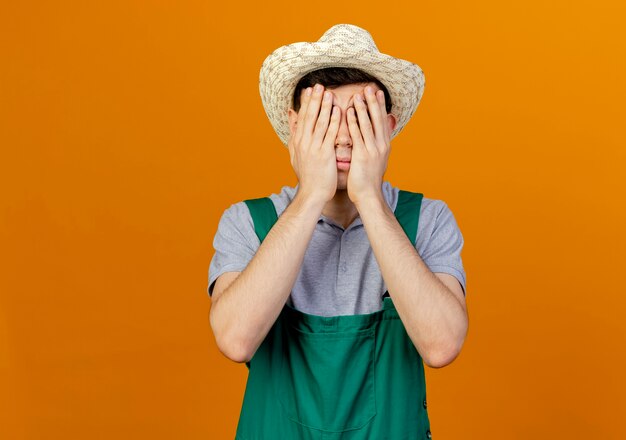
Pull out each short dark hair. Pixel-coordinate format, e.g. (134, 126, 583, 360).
(292, 67, 392, 113)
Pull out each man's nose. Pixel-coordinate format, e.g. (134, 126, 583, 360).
(335, 109, 353, 147)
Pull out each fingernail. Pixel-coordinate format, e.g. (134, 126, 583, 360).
(355, 94, 363, 102)
(314, 84, 323, 93)
(306, 87, 312, 96)
(323, 91, 331, 101)
(365, 86, 373, 95)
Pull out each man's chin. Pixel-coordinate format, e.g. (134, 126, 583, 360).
(336, 173, 349, 190)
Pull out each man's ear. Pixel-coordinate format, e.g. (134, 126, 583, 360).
(387, 113, 398, 134)
(288, 109, 298, 136)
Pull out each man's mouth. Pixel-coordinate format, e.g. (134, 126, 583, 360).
(337, 159, 351, 170)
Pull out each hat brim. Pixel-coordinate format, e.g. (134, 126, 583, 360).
(259, 41, 425, 146)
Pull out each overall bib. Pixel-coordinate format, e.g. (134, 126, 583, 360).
(235, 190, 432, 440)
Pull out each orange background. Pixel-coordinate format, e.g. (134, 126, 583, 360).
(1, 1, 625, 439)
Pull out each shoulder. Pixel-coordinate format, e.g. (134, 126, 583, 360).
(268, 183, 298, 217)
(418, 197, 461, 241)
(212, 200, 260, 251)
(384, 181, 451, 226)
(420, 198, 452, 224)
(386, 182, 461, 252)
(217, 183, 298, 234)
(218, 200, 253, 228)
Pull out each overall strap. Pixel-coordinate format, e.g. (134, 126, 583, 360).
(243, 197, 278, 244)
(381, 190, 423, 300)
(242, 197, 277, 370)
(394, 189, 424, 247)
(244, 191, 424, 245)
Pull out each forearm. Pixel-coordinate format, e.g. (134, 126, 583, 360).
(210, 191, 325, 363)
(356, 193, 468, 368)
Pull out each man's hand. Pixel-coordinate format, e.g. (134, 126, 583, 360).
(346, 86, 392, 206)
(288, 84, 341, 205)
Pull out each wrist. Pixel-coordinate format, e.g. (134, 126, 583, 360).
(353, 189, 385, 211)
(292, 190, 326, 216)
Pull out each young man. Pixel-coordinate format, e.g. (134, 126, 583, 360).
(208, 24, 468, 440)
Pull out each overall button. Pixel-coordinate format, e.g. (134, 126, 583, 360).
(426, 429, 432, 439)
(423, 398, 427, 409)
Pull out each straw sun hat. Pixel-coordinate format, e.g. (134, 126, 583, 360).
(259, 24, 426, 146)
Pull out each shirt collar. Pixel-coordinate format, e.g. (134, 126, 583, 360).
(292, 181, 393, 231)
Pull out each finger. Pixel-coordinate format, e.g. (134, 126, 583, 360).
(347, 107, 365, 149)
(301, 84, 325, 144)
(376, 89, 389, 142)
(312, 90, 334, 148)
(364, 86, 385, 146)
(288, 134, 295, 161)
(322, 105, 341, 149)
(353, 94, 376, 151)
(295, 87, 312, 145)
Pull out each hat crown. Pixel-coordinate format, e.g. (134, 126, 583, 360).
(318, 24, 379, 52)
(259, 24, 425, 147)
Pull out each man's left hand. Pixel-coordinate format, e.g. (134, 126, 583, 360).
(346, 86, 392, 207)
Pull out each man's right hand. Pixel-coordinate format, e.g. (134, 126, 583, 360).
(287, 83, 340, 205)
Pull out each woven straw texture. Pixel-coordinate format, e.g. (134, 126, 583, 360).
(259, 24, 426, 146)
